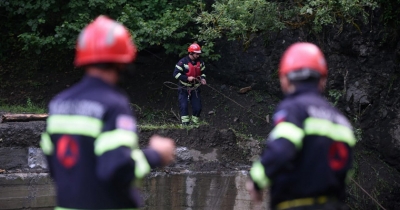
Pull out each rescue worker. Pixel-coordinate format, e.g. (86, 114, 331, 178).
(173, 43, 206, 126)
(247, 42, 355, 210)
(40, 15, 175, 209)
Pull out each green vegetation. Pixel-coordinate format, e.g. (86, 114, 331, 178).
(0, 0, 388, 63)
(0, 98, 46, 113)
(328, 89, 343, 106)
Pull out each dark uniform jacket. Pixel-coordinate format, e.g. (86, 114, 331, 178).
(173, 56, 206, 87)
(40, 76, 162, 209)
(250, 84, 356, 207)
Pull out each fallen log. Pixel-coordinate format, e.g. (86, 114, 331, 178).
(1, 113, 48, 123)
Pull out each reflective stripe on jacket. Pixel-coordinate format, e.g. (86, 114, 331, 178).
(173, 56, 206, 87)
(40, 76, 162, 209)
(249, 84, 355, 207)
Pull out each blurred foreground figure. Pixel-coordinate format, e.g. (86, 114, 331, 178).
(247, 42, 355, 210)
(40, 15, 175, 209)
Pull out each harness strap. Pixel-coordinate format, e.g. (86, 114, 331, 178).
(276, 196, 336, 210)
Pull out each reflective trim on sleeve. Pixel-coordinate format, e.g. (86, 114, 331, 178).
(270, 122, 304, 149)
(131, 150, 151, 179)
(94, 129, 139, 156)
(40, 132, 54, 155)
(201, 66, 205, 71)
(175, 73, 182, 79)
(249, 161, 270, 189)
(175, 65, 183, 71)
(201, 74, 206, 78)
(47, 115, 103, 137)
(183, 64, 189, 69)
(304, 117, 356, 147)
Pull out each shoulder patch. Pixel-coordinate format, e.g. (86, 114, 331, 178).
(116, 114, 136, 131)
(273, 110, 287, 125)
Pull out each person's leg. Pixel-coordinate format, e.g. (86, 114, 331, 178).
(178, 88, 190, 125)
(190, 88, 202, 125)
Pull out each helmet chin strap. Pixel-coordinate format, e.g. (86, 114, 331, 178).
(189, 53, 196, 61)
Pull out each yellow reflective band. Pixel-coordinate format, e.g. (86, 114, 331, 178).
(201, 66, 205, 71)
(175, 73, 182, 79)
(175, 65, 183, 71)
(179, 80, 201, 87)
(201, 74, 206, 78)
(270, 122, 304, 149)
(191, 116, 199, 123)
(95, 129, 139, 156)
(250, 161, 270, 189)
(131, 150, 151, 179)
(47, 115, 103, 137)
(304, 118, 356, 147)
(183, 64, 189, 69)
(181, 115, 190, 123)
(40, 132, 54, 155)
(55, 207, 138, 210)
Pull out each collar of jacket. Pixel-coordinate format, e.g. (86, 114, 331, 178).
(285, 82, 321, 98)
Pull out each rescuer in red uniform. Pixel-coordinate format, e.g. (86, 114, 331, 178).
(173, 43, 206, 126)
(247, 42, 355, 210)
(40, 15, 176, 209)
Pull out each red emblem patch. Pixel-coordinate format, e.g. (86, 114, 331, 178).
(328, 142, 349, 171)
(57, 135, 79, 168)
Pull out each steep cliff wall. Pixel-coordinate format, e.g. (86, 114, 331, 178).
(208, 12, 400, 209)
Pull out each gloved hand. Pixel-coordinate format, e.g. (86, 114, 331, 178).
(246, 179, 263, 203)
(148, 135, 176, 166)
(187, 76, 195, 82)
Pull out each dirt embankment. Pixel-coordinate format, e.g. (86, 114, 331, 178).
(0, 121, 262, 172)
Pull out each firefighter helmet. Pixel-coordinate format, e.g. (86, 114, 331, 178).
(74, 15, 137, 67)
(279, 42, 327, 78)
(188, 43, 202, 53)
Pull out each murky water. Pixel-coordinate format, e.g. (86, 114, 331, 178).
(0, 171, 269, 210)
(143, 171, 269, 210)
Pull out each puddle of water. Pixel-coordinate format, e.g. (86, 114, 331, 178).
(0, 171, 269, 210)
(143, 171, 269, 210)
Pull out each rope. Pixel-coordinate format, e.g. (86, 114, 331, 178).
(164, 77, 269, 123)
(203, 83, 269, 123)
(164, 79, 387, 209)
(350, 178, 387, 210)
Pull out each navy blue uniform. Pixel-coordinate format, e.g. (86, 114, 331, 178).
(173, 56, 206, 124)
(40, 76, 162, 209)
(249, 84, 355, 209)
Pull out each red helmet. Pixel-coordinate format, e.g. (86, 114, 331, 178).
(188, 43, 201, 53)
(279, 42, 327, 78)
(74, 15, 137, 67)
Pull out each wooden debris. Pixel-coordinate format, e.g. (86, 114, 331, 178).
(1, 113, 48, 123)
(238, 86, 252, 94)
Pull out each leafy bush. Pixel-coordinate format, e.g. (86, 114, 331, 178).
(0, 0, 388, 63)
(0, 0, 201, 54)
